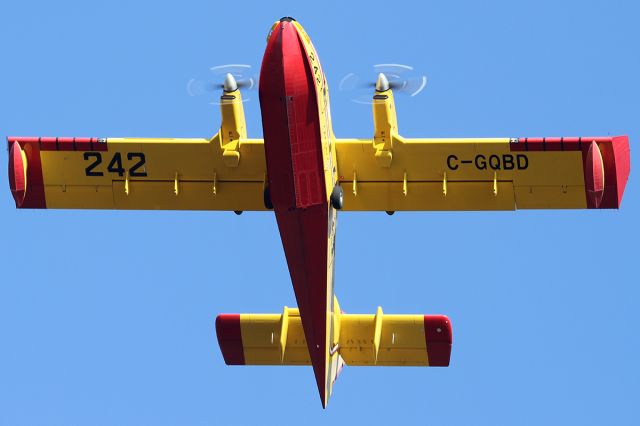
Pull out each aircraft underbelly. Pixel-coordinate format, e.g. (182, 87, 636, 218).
(259, 20, 335, 406)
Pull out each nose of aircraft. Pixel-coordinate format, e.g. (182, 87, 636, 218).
(266, 16, 298, 45)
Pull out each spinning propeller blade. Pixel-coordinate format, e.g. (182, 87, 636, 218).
(186, 64, 258, 104)
(338, 63, 427, 104)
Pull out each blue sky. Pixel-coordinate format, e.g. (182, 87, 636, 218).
(1, 0, 638, 424)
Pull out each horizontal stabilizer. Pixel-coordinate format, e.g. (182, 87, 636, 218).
(216, 307, 452, 367)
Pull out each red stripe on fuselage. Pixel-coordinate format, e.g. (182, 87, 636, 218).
(259, 21, 330, 404)
(260, 22, 326, 209)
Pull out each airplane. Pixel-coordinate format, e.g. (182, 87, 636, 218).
(6, 17, 630, 408)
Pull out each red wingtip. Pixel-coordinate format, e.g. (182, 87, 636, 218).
(8, 141, 27, 207)
(589, 135, 630, 209)
(215, 314, 245, 365)
(424, 315, 453, 367)
(610, 135, 630, 208)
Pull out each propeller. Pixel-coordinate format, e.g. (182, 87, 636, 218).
(338, 64, 427, 104)
(186, 64, 258, 104)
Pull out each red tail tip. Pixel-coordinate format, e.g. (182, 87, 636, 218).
(215, 314, 245, 365)
(424, 315, 453, 367)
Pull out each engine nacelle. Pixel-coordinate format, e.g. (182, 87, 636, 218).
(372, 73, 398, 167)
(217, 73, 247, 168)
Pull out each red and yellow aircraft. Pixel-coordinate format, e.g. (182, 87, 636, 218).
(7, 18, 631, 408)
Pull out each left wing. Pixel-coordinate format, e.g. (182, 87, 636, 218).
(8, 136, 267, 211)
(8, 85, 269, 211)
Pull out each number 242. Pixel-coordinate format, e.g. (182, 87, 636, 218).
(84, 152, 147, 177)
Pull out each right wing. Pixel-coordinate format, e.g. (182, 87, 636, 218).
(335, 135, 630, 211)
(8, 135, 267, 211)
